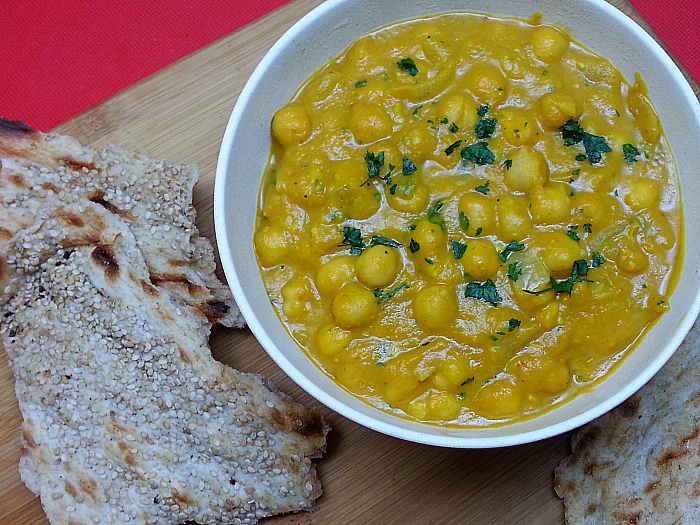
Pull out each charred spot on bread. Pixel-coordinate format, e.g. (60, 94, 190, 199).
(198, 299, 230, 322)
(271, 407, 326, 439)
(0, 118, 36, 135)
(61, 157, 97, 172)
(91, 245, 120, 280)
(88, 190, 132, 219)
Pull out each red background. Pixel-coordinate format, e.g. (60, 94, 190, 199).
(0, 0, 697, 132)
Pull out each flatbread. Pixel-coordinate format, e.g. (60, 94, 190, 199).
(2, 198, 327, 525)
(555, 319, 700, 524)
(0, 118, 242, 327)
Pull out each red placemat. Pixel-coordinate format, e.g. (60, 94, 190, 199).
(0, 0, 697, 132)
(0, 0, 292, 131)
(629, 0, 700, 84)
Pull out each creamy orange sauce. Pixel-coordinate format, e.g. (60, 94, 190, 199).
(253, 13, 682, 426)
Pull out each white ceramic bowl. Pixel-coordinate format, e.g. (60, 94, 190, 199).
(215, 0, 700, 447)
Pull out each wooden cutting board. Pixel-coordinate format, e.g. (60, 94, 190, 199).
(1, 1, 698, 523)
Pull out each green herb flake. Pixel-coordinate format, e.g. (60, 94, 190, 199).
(458, 212, 470, 232)
(428, 200, 445, 228)
(452, 240, 467, 260)
(508, 262, 522, 282)
(477, 105, 489, 117)
(474, 181, 490, 194)
(409, 238, 420, 253)
(567, 227, 580, 242)
(591, 251, 606, 268)
(440, 117, 449, 124)
(496, 331, 506, 336)
(461, 377, 475, 386)
(490, 335, 499, 341)
(360, 151, 385, 186)
(402, 157, 417, 175)
(475, 118, 497, 139)
(465, 279, 501, 305)
(396, 57, 418, 76)
(572, 168, 581, 176)
(412, 104, 423, 116)
(461, 142, 496, 165)
(525, 260, 594, 296)
(376, 362, 385, 367)
(503, 159, 513, 170)
(389, 184, 398, 195)
(339, 226, 364, 254)
(623, 143, 640, 164)
(427, 119, 435, 125)
(475, 227, 483, 236)
(583, 223, 592, 233)
(374, 288, 383, 297)
(374, 192, 381, 202)
(570, 191, 576, 197)
(448, 122, 459, 133)
(498, 240, 525, 262)
(445, 139, 463, 155)
(355, 80, 367, 88)
(424, 257, 434, 265)
(458, 392, 466, 399)
(377, 282, 410, 304)
(369, 236, 402, 249)
(560, 119, 612, 164)
(658, 300, 666, 305)
(543, 70, 549, 75)
(508, 318, 521, 332)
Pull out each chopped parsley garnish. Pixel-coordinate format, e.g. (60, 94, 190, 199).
(440, 117, 449, 124)
(445, 139, 463, 155)
(525, 260, 594, 295)
(412, 105, 422, 115)
(498, 240, 525, 262)
(474, 181, 490, 194)
(583, 223, 592, 233)
(402, 157, 417, 175)
(503, 159, 513, 170)
(591, 251, 606, 268)
(451, 240, 467, 260)
(448, 122, 459, 133)
(457, 392, 466, 399)
(355, 80, 367, 88)
(572, 168, 581, 176)
(461, 142, 495, 165)
(427, 200, 445, 228)
(374, 191, 382, 202)
(490, 335, 499, 341)
(376, 362, 385, 367)
(459, 211, 469, 231)
(508, 318, 521, 332)
(508, 262, 522, 282)
(497, 331, 506, 336)
(623, 143, 640, 164)
(543, 70, 548, 75)
(374, 288, 383, 297)
(477, 105, 489, 117)
(567, 227, 580, 242)
(424, 257, 434, 265)
(560, 119, 612, 164)
(360, 151, 385, 186)
(461, 377, 475, 385)
(369, 236, 402, 249)
(475, 118, 497, 139)
(376, 282, 410, 304)
(657, 300, 666, 306)
(396, 57, 418, 76)
(339, 226, 364, 254)
(465, 279, 501, 305)
(409, 238, 420, 253)
(475, 227, 483, 236)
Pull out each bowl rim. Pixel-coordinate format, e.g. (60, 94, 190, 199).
(215, 0, 700, 448)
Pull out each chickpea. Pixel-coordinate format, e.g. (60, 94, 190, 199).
(331, 282, 379, 328)
(436, 93, 480, 130)
(457, 193, 497, 236)
(316, 256, 357, 297)
(534, 231, 587, 279)
(349, 102, 393, 144)
(310, 224, 344, 253)
(315, 324, 352, 356)
(624, 178, 659, 212)
(254, 225, 290, 267)
(463, 62, 508, 106)
(281, 277, 314, 318)
(462, 239, 501, 281)
(386, 180, 430, 214)
(615, 244, 649, 275)
(571, 192, 605, 225)
(398, 123, 439, 159)
(384, 374, 420, 406)
(425, 391, 461, 421)
(504, 146, 550, 193)
(356, 245, 402, 288)
(497, 195, 533, 240)
(509, 350, 570, 395)
(538, 92, 580, 128)
(412, 285, 458, 330)
(472, 379, 523, 420)
(405, 395, 429, 420)
(535, 301, 560, 331)
(349, 187, 381, 220)
(430, 350, 470, 390)
(271, 104, 312, 146)
(411, 219, 446, 255)
(529, 183, 571, 225)
(498, 107, 539, 146)
(531, 25, 570, 63)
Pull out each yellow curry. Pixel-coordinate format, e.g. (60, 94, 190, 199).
(253, 13, 682, 426)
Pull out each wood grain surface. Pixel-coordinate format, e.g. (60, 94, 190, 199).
(2, 1, 698, 524)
